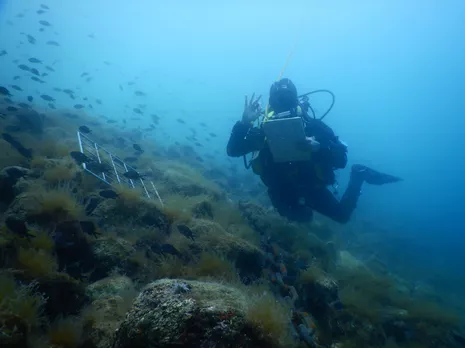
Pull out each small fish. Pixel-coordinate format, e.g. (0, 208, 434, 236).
(48, 103, 56, 109)
(79, 221, 100, 237)
(134, 90, 146, 97)
(73, 104, 84, 109)
(209, 133, 217, 137)
(18, 64, 30, 71)
(86, 161, 111, 173)
(133, 144, 143, 153)
(5, 217, 34, 238)
(46, 40, 60, 47)
(81, 72, 88, 77)
(95, 99, 102, 105)
(27, 96, 33, 102)
(45, 66, 55, 72)
(177, 224, 195, 241)
(103, 61, 111, 66)
(0, 50, 7, 57)
(106, 120, 117, 124)
(6, 106, 18, 112)
(26, 35, 36, 44)
(30, 68, 40, 76)
(85, 77, 93, 83)
(40, 94, 55, 102)
(40, 4, 50, 10)
(69, 151, 90, 164)
(4, 125, 22, 132)
(53, 88, 61, 92)
(2, 133, 32, 158)
(63, 88, 74, 94)
(13, 76, 20, 80)
(176, 118, 185, 124)
(18, 103, 30, 109)
(39, 20, 51, 26)
(119, 85, 123, 91)
(31, 76, 45, 83)
(200, 122, 207, 127)
(0, 86, 11, 96)
(161, 244, 180, 256)
(123, 169, 144, 180)
(88, 33, 95, 39)
(11, 85, 22, 91)
(28, 57, 42, 63)
(37, 9, 46, 14)
(133, 108, 143, 115)
(78, 125, 91, 134)
(99, 189, 119, 199)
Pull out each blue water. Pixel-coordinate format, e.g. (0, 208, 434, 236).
(1, 0, 464, 302)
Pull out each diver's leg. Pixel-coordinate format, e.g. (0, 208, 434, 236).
(309, 187, 355, 224)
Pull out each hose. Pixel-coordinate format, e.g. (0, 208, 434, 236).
(298, 89, 335, 120)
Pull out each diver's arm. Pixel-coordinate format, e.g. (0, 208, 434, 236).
(226, 121, 265, 157)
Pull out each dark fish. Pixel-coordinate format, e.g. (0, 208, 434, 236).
(85, 77, 93, 83)
(95, 99, 102, 105)
(85, 197, 100, 215)
(30, 68, 40, 76)
(103, 61, 111, 66)
(0, 86, 11, 96)
(195, 156, 204, 162)
(4, 125, 22, 132)
(2, 133, 32, 158)
(18, 103, 30, 109)
(28, 57, 42, 63)
(80, 72, 88, 77)
(194, 142, 202, 147)
(133, 108, 143, 115)
(124, 156, 137, 163)
(40, 4, 50, 10)
(123, 169, 144, 180)
(3, 98, 13, 104)
(18, 64, 30, 71)
(133, 144, 143, 153)
(123, 119, 126, 124)
(209, 133, 217, 137)
(79, 125, 91, 134)
(48, 103, 56, 109)
(134, 90, 146, 97)
(6, 106, 18, 112)
(176, 118, 185, 124)
(5, 217, 34, 238)
(27, 96, 33, 102)
(119, 85, 123, 91)
(37, 9, 46, 14)
(79, 221, 100, 237)
(86, 161, 111, 173)
(106, 120, 117, 124)
(11, 85, 22, 91)
(0, 50, 7, 57)
(45, 66, 55, 72)
(39, 20, 51, 26)
(88, 33, 95, 39)
(26, 35, 36, 44)
(83, 97, 88, 101)
(31, 76, 45, 83)
(63, 89, 74, 94)
(40, 94, 54, 102)
(99, 189, 119, 199)
(46, 40, 60, 46)
(161, 244, 180, 256)
(177, 224, 195, 241)
(200, 122, 207, 127)
(13, 76, 20, 80)
(73, 104, 84, 109)
(53, 88, 61, 92)
(39, 28, 45, 32)
(69, 151, 90, 164)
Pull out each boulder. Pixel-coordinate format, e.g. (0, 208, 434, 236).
(90, 237, 136, 279)
(0, 166, 31, 205)
(113, 279, 273, 348)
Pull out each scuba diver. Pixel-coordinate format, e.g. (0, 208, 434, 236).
(226, 78, 402, 223)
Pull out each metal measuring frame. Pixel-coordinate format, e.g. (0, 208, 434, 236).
(76, 131, 164, 207)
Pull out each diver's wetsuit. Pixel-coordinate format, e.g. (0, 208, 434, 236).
(226, 118, 364, 224)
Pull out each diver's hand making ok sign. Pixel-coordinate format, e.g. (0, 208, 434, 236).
(242, 93, 262, 124)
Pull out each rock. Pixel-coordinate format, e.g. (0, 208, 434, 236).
(87, 296, 129, 348)
(189, 219, 263, 280)
(4, 191, 42, 223)
(91, 198, 169, 232)
(90, 237, 136, 280)
(238, 200, 275, 234)
(112, 279, 272, 348)
(337, 250, 365, 270)
(86, 275, 135, 301)
(0, 166, 31, 205)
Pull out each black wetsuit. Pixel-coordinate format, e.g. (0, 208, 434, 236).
(226, 116, 363, 224)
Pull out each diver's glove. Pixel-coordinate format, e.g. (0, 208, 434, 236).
(305, 136, 320, 152)
(242, 93, 262, 124)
